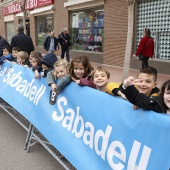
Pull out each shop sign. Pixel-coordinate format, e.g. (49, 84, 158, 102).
(2, 0, 54, 16)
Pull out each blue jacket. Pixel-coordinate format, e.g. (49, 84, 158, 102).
(43, 36, 59, 51)
(11, 32, 34, 55)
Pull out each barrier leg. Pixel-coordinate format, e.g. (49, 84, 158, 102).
(24, 123, 33, 150)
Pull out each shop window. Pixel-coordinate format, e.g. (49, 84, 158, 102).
(71, 8, 104, 52)
(5, 21, 15, 44)
(36, 14, 54, 46)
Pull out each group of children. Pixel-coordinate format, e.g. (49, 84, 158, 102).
(0, 46, 170, 114)
(0, 44, 57, 79)
(46, 55, 170, 115)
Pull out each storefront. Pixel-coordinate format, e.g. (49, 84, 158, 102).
(131, 0, 170, 73)
(3, 15, 15, 44)
(0, 0, 169, 74)
(71, 8, 104, 53)
(0, 0, 55, 51)
(65, 0, 104, 63)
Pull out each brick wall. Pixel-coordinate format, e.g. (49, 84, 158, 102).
(104, 0, 128, 67)
(0, 7, 6, 37)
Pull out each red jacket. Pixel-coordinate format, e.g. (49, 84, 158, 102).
(135, 36, 154, 58)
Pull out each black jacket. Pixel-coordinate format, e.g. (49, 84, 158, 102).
(0, 36, 9, 56)
(58, 33, 71, 48)
(123, 85, 167, 113)
(43, 36, 59, 51)
(11, 32, 34, 55)
(112, 83, 160, 97)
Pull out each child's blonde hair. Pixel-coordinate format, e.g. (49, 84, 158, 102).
(17, 51, 28, 60)
(53, 59, 70, 80)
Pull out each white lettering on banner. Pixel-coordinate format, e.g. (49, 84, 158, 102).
(2, 68, 46, 106)
(0, 67, 8, 76)
(52, 96, 152, 170)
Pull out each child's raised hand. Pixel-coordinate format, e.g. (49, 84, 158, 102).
(133, 78, 144, 86)
(35, 70, 40, 79)
(123, 76, 135, 89)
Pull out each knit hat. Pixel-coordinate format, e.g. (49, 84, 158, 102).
(41, 53, 58, 68)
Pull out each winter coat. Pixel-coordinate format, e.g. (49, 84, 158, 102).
(111, 83, 160, 97)
(58, 33, 71, 49)
(123, 85, 167, 113)
(135, 36, 154, 58)
(43, 36, 59, 51)
(11, 32, 34, 55)
(47, 73, 96, 94)
(0, 54, 14, 65)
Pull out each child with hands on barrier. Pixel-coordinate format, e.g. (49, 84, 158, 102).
(92, 66, 110, 92)
(47, 55, 96, 105)
(31, 53, 57, 79)
(30, 52, 43, 78)
(47, 59, 70, 105)
(109, 67, 160, 109)
(122, 77, 170, 114)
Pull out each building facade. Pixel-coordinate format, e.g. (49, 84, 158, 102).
(0, 0, 169, 74)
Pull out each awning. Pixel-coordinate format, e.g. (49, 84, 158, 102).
(15, 12, 23, 17)
(4, 14, 14, 22)
(30, 5, 53, 14)
(64, 0, 94, 7)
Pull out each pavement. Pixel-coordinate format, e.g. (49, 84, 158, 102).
(91, 62, 169, 89)
(0, 107, 65, 170)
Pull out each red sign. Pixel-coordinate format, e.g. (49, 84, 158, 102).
(3, 0, 54, 15)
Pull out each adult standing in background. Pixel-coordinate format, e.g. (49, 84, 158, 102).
(0, 34, 9, 56)
(11, 24, 34, 55)
(58, 28, 71, 62)
(133, 28, 154, 68)
(43, 30, 59, 54)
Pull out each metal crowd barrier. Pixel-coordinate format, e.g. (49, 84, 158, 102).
(0, 98, 76, 170)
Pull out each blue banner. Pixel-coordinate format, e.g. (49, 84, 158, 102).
(0, 62, 170, 170)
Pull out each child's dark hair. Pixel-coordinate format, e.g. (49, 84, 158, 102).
(160, 80, 170, 111)
(92, 66, 110, 80)
(69, 56, 94, 79)
(3, 45, 12, 53)
(138, 66, 157, 82)
(160, 80, 170, 95)
(12, 47, 21, 52)
(144, 28, 151, 37)
(30, 51, 43, 65)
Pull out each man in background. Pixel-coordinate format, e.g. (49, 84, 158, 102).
(58, 28, 71, 62)
(43, 30, 59, 54)
(11, 24, 34, 55)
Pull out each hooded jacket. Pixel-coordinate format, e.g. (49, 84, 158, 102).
(123, 85, 167, 113)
